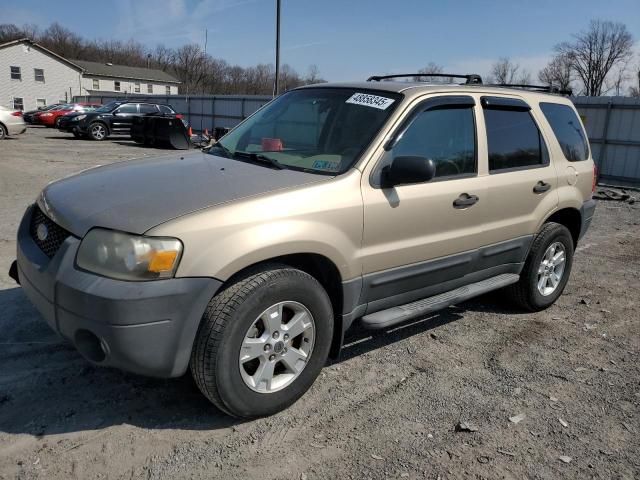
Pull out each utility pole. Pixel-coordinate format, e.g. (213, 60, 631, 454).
(273, 0, 281, 97)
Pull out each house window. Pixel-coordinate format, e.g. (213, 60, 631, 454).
(114, 81, 121, 92)
(134, 82, 141, 93)
(36, 98, 47, 108)
(34, 68, 45, 82)
(10, 66, 21, 80)
(92, 78, 100, 90)
(13, 97, 24, 111)
(165, 85, 171, 95)
(147, 84, 153, 94)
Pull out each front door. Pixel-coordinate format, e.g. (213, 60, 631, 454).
(360, 95, 488, 310)
(111, 103, 139, 133)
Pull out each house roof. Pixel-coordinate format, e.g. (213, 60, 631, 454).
(0, 38, 180, 84)
(70, 59, 180, 84)
(0, 38, 83, 71)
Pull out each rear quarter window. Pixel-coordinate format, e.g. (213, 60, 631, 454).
(540, 102, 589, 162)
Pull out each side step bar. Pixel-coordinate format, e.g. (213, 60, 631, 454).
(361, 273, 520, 330)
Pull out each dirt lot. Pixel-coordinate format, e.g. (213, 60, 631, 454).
(0, 127, 638, 480)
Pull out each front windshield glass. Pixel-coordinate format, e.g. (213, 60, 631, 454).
(94, 101, 122, 113)
(210, 88, 402, 174)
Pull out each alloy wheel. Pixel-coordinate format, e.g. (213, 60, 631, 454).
(239, 301, 315, 393)
(537, 241, 566, 296)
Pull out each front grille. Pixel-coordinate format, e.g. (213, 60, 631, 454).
(29, 205, 71, 258)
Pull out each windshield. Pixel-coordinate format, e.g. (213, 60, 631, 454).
(210, 88, 402, 174)
(94, 101, 123, 113)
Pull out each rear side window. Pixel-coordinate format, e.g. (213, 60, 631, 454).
(158, 105, 174, 114)
(393, 106, 476, 178)
(540, 102, 589, 162)
(484, 107, 545, 172)
(139, 104, 158, 114)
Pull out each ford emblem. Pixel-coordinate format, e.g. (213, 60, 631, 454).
(36, 223, 49, 241)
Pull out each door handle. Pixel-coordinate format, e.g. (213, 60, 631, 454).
(453, 193, 479, 209)
(533, 181, 551, 194)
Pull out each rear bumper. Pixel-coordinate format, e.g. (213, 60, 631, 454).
(579, 198, 597, 240)
(15, 205, 222, 377)
(6, 121, 26, 135)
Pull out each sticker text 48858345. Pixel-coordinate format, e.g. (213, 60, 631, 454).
(346, 93, 395, 110)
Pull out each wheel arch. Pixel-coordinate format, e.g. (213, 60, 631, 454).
(221, 253, 346, 359)
(543, 207, 581, 247)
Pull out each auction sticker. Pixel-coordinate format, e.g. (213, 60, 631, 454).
(346, 92, 395, 110)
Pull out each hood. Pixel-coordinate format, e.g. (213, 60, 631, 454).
(39, 150, 328, 237)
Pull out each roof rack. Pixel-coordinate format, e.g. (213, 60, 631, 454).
(489, 83, 573, 96)
(367, 73, 483, 85)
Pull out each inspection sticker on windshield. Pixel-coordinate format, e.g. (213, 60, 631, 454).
(312, 160, 340, 171)
(346, 93, 395, 110)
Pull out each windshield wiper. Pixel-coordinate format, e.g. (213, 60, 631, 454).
(234, 151, 286, 170)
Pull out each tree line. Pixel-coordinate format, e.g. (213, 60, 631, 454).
(419, 20, 638, 97)
(0, 22, 325, 95)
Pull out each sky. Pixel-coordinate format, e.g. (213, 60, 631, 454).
(3, 0, 639, 83)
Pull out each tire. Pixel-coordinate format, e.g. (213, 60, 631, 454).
(507, 222, 574, 311)
(54, 117, 61, 128)
(88, 122, 108, 141)
(0, 123, 6, 140)
(190, 264, 334, 418)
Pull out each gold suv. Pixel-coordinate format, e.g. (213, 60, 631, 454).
(11, 74, 596, 417)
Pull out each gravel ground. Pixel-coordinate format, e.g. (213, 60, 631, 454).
(0, 127, 638, 480)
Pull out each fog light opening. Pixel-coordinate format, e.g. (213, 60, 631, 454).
(75, 329, 107, 363)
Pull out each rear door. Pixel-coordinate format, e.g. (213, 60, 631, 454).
(111, 103, 139, 133)
(476, 96, 558, 248)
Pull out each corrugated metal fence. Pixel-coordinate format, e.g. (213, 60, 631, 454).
(75, 93, 640, 186)
(573, 97, 640, 186)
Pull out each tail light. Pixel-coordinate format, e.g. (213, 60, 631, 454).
(592, 165, 598, 193)
(175, 114, 183, 119)
(11, 111, 23, 117)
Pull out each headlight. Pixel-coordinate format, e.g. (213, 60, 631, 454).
(74, 114, 86, 121)
(76, 228, 182, 281)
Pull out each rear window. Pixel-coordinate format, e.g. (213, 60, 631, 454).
(540, 102, 589, 162)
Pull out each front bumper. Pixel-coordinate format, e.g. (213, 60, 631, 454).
(15, 205, 222, 378)
(579, 198, 597, 240)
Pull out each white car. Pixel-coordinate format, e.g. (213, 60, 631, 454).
(0, 106, 27, 139)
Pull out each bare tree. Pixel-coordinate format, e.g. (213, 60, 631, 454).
(539, 54, 573, 91)
(556, 20, 634, 96)
(490, 57, 520, 84)
(305, 64, 325, 84)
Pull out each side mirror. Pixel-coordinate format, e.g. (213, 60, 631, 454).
(382, 156, 436, 187)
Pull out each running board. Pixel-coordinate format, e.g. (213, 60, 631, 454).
(361, 273, 520, 330)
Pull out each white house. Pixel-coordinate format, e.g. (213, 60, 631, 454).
(0, 38, 180, 111)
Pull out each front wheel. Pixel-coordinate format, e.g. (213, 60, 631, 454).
(0, 124, 6, 140)
(190, 265, 334, 418)
(507, 222, 574, 311)
(88, 122, 108, 141)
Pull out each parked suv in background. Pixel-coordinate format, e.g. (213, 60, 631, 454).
(59, 101, 179, 140)
(11, 74, 596, 418)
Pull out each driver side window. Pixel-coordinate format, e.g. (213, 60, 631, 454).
(394, 106, 476, 178)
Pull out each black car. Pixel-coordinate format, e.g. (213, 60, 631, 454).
(59, 101, 180, 140)
(23, 104, 63, 124)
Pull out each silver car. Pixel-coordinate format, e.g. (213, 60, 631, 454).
(0, 106, 27, 139)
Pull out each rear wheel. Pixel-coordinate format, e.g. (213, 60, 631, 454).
(190, 265, 333, 418)
(0, 124, 6, 140)
(54, 117, 62, 128)
(507, 222, 574, 311)
(88, 122, 108, 141)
